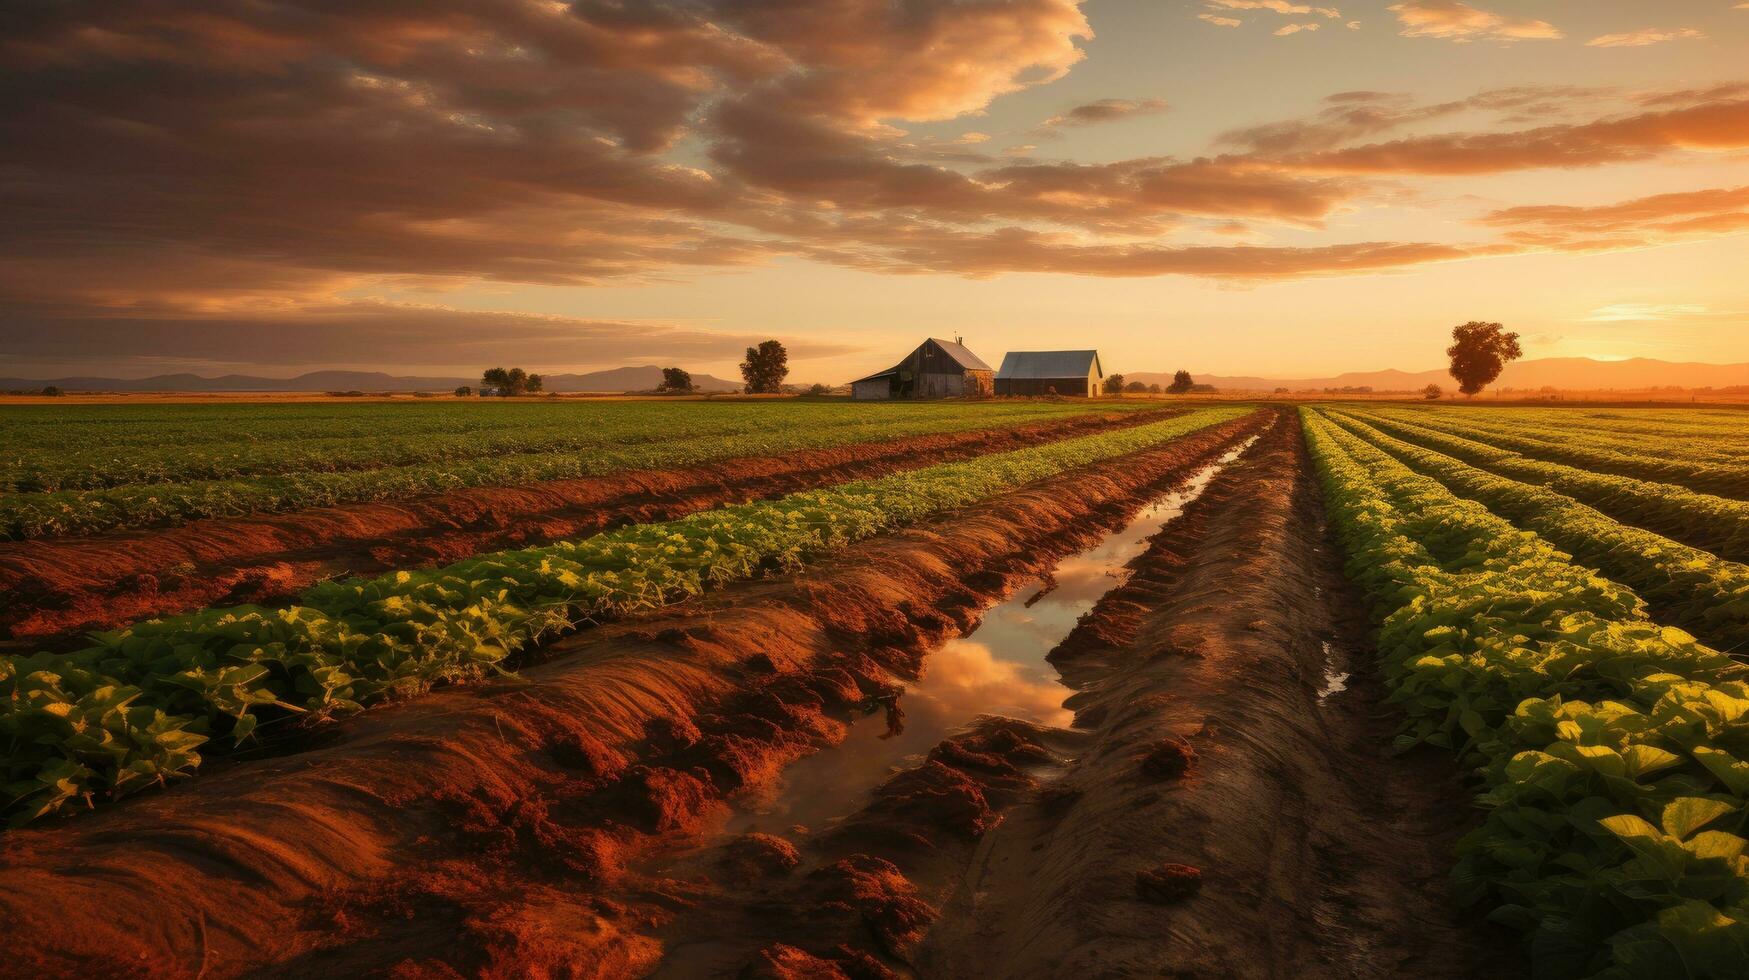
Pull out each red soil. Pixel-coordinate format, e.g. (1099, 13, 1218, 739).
(918, 408, 1518, 978)
(0, 408, 1181, 645)
(0, 412, 1266, 978)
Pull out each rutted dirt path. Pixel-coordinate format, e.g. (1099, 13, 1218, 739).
(613, 412, 1517, 978)
(0, 407, 1182, 646)
(0, 411, 1264, 978)
(911, 405, 1521, 978)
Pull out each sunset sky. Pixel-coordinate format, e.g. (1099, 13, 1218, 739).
(2, 1, 1746, 382)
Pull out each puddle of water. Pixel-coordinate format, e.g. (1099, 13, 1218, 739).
(1316, 640, 1350, 701)
(725, 438, 1258, 835)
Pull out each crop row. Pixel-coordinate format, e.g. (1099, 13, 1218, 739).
(1373, 407, 1749, 499)
(1427, 407, 1749, 446)
(0, 407, 1251, 823)
(0, 399, 1132, 451)
(1303, 408, 1749, 978)
(1335, 408, 1749, 564)
(1323, 411, 1749, 657)
(0, 403, 1155, 539)
(1, 401, 1123, 492)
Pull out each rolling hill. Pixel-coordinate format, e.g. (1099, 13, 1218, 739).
(1125, 358, 1749, 393)
(0, 366, 742, 393)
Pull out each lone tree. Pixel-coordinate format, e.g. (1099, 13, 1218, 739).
(1167, 370, 1194, 394)
(454, 385, 473, 397)
(1446, 321, 1522, 397)
(740, 340, 789, 394)
(1103, 373, 1125, 394)
(1423, 383, 1443, 400)
(659, 367, 695, 393)
(1124, 380, 1148, 393)
(480, 367, 543, 396)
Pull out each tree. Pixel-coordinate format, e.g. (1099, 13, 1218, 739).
(480, 367, 539, 396)
(1148, 383, 1163, 394)
(40, 385, 63, 397)
(660, 367, 695, 393)
(1167, 370, 1194, 394)
(1124, 380, 1148, 393)
(806, 383, 832, 396)
(1423, 383, 1443, 400)
(740, 340, 789, 394)
(454, 385, 472, 397)
(1446, 321, 1522, 397)
(1103, 373, 1125, 394)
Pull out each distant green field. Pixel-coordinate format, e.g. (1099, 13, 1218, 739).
(0, 399, 1158, 538)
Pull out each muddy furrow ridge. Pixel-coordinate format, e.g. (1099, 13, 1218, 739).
(0, 407, 1186, 645)
(643, 716, 1088, 978)
(914, 412, 1520, 978)
(0, 411, 1266, 978)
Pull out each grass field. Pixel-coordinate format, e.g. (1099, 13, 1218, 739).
(4, 399, 1749, 977)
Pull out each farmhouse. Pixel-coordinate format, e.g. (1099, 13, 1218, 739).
(994, 350, 1105, 397)
(850, 337, 994, 400)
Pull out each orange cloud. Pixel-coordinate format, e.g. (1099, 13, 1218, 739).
(0, 0, 1744, 374)
(1218, 86, 1613, 153)
(1207, 0, 1342, 18)
(1281, 97, 1749, 174)
(1587, 28, 1707, 49)
(1478, 186, 1749, 247)
(1387, 1, 1561, 42)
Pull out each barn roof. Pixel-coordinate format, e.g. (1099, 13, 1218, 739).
(926, 338, 992, 373)
(852, 338, 991, 385)
(995, 350, 1103, 380)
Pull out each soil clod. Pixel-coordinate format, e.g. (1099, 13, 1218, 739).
(1136, 864, 1204, 904)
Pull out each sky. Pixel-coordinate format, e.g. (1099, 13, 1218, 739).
(1, 0, 1746, 383)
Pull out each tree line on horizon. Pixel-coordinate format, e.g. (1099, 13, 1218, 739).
(453, 323, 1522, 401)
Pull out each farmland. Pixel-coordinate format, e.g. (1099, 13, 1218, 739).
(3, 399, 1749, 977)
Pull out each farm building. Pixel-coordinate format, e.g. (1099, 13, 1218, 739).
(850, 338, 994, 400)
(994, 350, 1105, 397)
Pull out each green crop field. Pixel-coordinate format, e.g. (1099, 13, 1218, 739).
(0, 399, 1157, 538)
(1305, 405, 1749, 976)
(0, 407, 1245, 821)
(9, 397, 1749, 977)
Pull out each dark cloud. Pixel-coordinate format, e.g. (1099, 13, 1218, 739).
(1039, 97, 1170, 130)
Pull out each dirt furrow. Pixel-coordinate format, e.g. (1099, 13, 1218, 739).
(0, 411, 1266, 978)
(911, 407, 1518, 978)
(0, 407, 1182, 645)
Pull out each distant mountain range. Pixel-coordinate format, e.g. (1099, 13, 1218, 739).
(10, 357, 1749, 395)
(0, 366, 742, 393)
(1125, 357, 1749, 393)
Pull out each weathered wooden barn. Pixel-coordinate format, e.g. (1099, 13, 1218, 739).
(851, 338, 994, 400)
(993, 350, 1104, 397)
